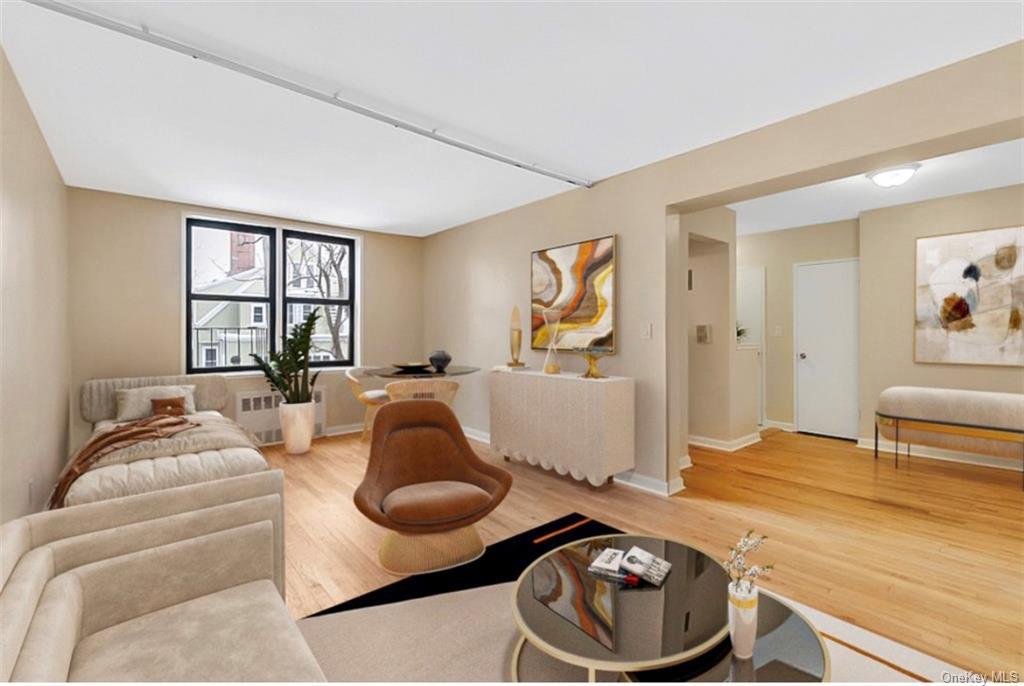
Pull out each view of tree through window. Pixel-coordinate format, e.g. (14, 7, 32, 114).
(284, 231, 354, 365)
(185, 219, 356, 373)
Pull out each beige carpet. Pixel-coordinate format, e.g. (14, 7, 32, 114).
(300, 583, 520, 681)
(298, 582, 967, 682)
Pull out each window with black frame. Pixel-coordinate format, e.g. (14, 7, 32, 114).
(185, 218, 276, 373)
(282, 229, 355, 367)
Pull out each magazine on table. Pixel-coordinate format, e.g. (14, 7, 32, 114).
(620, 546, 672, 586)
(587, 545, 672, 587)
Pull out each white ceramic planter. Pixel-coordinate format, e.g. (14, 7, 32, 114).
(728, 582, 759, 660)
(279, 401, 315, 455)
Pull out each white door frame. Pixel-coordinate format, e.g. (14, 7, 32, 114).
(792, 257, 859, 435)
(737, 265, 766, 426)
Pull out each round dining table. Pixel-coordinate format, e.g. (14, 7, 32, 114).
(363, 365, 480, 379)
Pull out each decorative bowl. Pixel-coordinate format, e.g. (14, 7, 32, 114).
(392, 361, 432, 372)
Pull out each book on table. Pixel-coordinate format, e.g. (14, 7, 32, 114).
(620, 546, 673, 587)
(587, 545, 672, 587)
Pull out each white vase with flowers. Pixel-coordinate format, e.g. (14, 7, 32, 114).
(722, 529, 774, 660)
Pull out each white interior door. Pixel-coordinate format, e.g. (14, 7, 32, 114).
(794, 259, 858, 439)
(737, 266, 766, 425)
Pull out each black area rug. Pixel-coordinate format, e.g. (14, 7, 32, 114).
(310, 512, 621, 618)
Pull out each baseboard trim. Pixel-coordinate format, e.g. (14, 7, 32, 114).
(688, 433, 762, 453)
(679, 454, 693, 470)
(462, 426, 491, 444)
(325, 423, 363, 437)
(856, 437, 1023, 472)
(323, 423, 492, 443)
(614, 471, 685, 497)
(762, 419, 796, 432)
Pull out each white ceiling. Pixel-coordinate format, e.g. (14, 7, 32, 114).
(2, 2, 1021, 236)
(730, 138, 1024, 235)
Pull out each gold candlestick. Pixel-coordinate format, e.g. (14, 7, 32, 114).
(577, 346, 610, 379)
(507, 305, 525, 367)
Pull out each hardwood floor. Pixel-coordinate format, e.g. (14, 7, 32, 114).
(264, 429, 1024, 674)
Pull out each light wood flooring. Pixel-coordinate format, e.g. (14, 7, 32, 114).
(264, 429, 1024, 674)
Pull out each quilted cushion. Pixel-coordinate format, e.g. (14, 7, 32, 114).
(64, 448, 268, 507)
(382, 481, 491, 525)
(70, 580, 325, 682)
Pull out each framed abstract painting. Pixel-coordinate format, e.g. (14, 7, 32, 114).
(531, 235, 616, 352)
(914, 225, 1023, 366)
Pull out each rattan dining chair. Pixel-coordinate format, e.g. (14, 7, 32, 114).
(385, 379, 460, 406)
(346, 367, 389, 440)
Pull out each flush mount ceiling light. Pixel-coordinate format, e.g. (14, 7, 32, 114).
(866, 163, 921, 188)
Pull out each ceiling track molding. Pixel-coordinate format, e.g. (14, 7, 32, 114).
(28, 0, 594, 189)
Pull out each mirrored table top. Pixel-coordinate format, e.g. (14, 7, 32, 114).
(364, 365, 480, 378)
(512, 534, 827, 681)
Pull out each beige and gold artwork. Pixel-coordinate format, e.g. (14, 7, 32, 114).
(915, 226, 1023, 366)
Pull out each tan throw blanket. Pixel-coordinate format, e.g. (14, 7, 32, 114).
(49, 413, 258, 509)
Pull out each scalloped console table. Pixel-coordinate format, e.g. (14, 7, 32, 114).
(488, 367, 635, 486)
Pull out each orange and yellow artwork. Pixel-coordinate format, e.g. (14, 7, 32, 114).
(531, 236, 615, 351)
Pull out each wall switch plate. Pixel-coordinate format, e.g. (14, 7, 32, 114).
(641, 323, 653, 339)
(773, 325, 783, 337)
(696, 324, 712, 344)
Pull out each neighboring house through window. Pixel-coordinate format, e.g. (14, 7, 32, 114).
(202, 345, 219, 368)
(186, 218, 275, 373)
(185, 218, 356, 373)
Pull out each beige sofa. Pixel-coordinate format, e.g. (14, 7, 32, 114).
(1, 471, 325, 682)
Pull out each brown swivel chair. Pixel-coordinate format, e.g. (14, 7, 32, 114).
(354, 399, 513, 575)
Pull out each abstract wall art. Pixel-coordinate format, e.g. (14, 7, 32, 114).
(531, 544, 615, 650)
(531, 236, 615, 351)
(915, 226, 1024, 366)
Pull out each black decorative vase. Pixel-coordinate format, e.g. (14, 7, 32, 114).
(429, 350, 452, 373)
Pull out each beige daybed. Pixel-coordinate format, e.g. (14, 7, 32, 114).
(62, 374, 267, 507)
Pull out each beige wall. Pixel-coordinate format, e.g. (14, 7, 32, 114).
(688, 238, 731, 439)
(1, 51, 70, 521)
(424, 43, 1022, 489)
(736, 220, 860, 425)
(67, 188, 424, 447)
(858, 184, 1024, 440)
(2, 41, 1018, 504)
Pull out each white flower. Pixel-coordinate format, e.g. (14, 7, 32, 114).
(725, 530, 773, 591)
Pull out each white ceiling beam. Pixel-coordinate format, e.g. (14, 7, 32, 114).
(27, 0, 595, 189)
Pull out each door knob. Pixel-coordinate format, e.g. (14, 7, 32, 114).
(799, 353, 807, 359)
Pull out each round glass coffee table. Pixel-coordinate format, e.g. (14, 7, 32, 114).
(510, 534, 829, 682)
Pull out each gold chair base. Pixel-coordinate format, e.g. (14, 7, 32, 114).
(378, 524, 485, 575)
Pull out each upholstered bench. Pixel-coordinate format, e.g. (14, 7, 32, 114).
(875, 386, 1024, 482)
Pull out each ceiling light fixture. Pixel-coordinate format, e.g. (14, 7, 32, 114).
(866, 163, 920, 188)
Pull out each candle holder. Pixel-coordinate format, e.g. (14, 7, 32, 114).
(542, 309, 562, 374)
(576, 347, 610, 379)
(507, 305, 525, 368)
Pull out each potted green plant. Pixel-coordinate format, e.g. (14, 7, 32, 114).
(251, 310, 322, 454)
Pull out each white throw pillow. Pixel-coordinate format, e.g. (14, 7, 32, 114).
(115, 385, 197, 421)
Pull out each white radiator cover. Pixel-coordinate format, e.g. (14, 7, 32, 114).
(235, 389, 326, 446)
